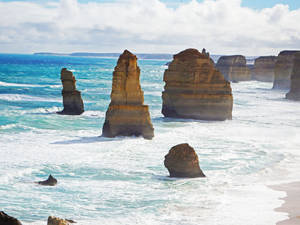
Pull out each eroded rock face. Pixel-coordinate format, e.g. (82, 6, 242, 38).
(286, 52, 300, 100)
(0, 211, 22, 225)
(162, 48, 233, 121)
(47, 216, 70, 225)
(57, 68, 84, 115)
(164, 143, 205, 178)
(273, 50, 300, 90)
(251, 56, 277, 82)
(102, 50, 154, 139)
(216, 55, 251, 82)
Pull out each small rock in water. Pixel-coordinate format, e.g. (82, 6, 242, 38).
(37, 175, 57, 186)
(47, 216, 71, 225)
(0, 211, 22, 225)
(164, 143, 206, 178)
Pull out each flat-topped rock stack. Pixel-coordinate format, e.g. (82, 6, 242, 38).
(216, 55, 251, 82)
(57, 68, 84, 115)
(102, 50, 154, 139)
(273, 50, 300, 90)
(162, 48, 233, 121)
(286, 52, 300, 100)
(251, 56, 277, 82)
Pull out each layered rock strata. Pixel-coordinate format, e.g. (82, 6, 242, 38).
(162, 48, 233, 120)
(273, 50, 300, 89)
(0, 211, 22, 225)
(286, 52, 300, 100)
(251, 56, 277, 82)
(57, 68, 84, 115)
(164, 143, 206, 178)
(216, 55, 251, 82)
(102, 50, 154, 139)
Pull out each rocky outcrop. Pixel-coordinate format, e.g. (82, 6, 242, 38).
(164, 143, 206, 178)
(273, 50, 300, 89)
(47, 216, 71, 225)
(216, 55, 251, 82)
(37, 175, 57, 186)
(251, 56, 277, 82)
(286, 52, 300, 100)
(57, 68, 84, 115)
(162, 48, 233, 120)
(0, 211, 22, 225)
(102, 50, 154, 139)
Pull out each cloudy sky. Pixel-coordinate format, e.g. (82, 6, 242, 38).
(0, 0, 299, 55)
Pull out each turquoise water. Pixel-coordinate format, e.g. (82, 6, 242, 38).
(1, 54, 300, 225)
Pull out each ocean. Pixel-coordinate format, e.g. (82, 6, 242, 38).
(0, 53, 300, 225)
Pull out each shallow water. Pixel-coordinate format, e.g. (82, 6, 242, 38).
(0, 54, 299, 225)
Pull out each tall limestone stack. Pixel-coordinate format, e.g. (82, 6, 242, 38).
(102, 50, 154, 139)
(162, 48, 233, 121)
(251, 56, 277, 82)
(273, 50, 300, 89)
(57, 68, 84, 115)
(286, 52, 300, 100)
(216, 55, 251, 82)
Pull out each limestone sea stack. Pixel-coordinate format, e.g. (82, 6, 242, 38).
(102, 50, 154, 139)
(251, 56, 277, 82)
(286, 52, 300, 100)
(273, 50, 300, 89)
(162, 48, 233, 120)
(57, 68, 84, 115)
(216, 55, 251, 82)
(0, 211, 22, 225)
(164, 143, 206, 178)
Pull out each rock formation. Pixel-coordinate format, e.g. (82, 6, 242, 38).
(102, 50, 154, 139)
(0, 211, 22, 225)
(37, 175, 57, 186)
(216, 55, 251, 82)
(57, 68, 84, 115)
(162, 48, 233, 120)
(286, 52, 300, 100)
(164, 143, 206, 178)
(251, 56, 277, 82)
(47, 216, 72, 225)
(273, 50, 300, 89)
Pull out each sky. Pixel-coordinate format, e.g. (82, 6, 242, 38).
(0, 0, 299, 55)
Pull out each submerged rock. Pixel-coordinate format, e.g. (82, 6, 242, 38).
(0, 211, 22, 225)
(162, 48, 233, 120)
(47, 216, 73, 225)
(164, 143, 206, 178)
(102, 50, 154, 139)
(286, 52, 300, 100)
(273, 50, 300, 90)
(251, 56, 277, 82)
(57, 68, 84, 115)
(216, 55, 251, 82)
(37, 175, 57, 186)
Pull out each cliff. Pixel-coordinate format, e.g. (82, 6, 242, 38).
(216, 55, 251, 82)
(286, 52, 300, 100)
(162, 48, 233, 121)
(102, 50, 154, 139)
(273, 50, 300, 89)
(57, 68, 84, 115)
(251, 56, 277, 82)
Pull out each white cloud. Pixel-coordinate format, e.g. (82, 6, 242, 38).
(0, 0, 299, 55)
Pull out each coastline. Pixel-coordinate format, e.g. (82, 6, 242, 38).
(272, 182, 300, 225)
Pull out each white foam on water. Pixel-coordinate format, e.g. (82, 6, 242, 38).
(0, 94, 61, 102)
(0, 81, 60, 88)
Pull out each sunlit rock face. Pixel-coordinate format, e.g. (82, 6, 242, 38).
(216, 55, 251, 82)
(102, 50, 154, 139)
(286, 52, 300, 101)
(273, 50, 300, 90)
(57, 68, 84, 115)
(251, 56, 277, 82)
(162, 48, 233, 121)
